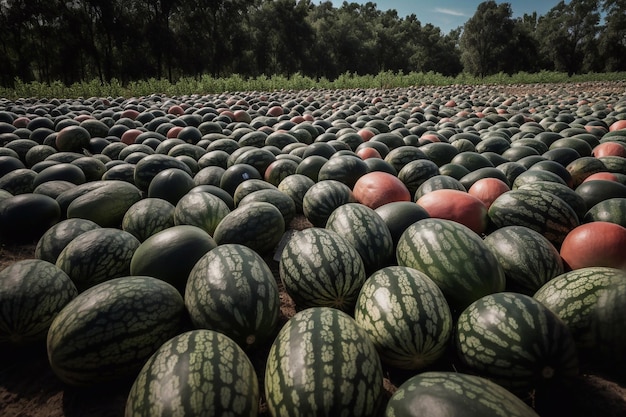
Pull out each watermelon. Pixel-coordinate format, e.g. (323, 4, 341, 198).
(130, 225, 217, 294)
(385, 372, 540, 417)
(278, 228, 366, 312)
(456, 292, 579, 394)
(277, 173, 315, 214)
(583, 197, 626, 227)
(185, 244, 279, 349)
(534, 267, 626, 372)
(35, 218, 101, 263)
(484, 225, 564, 295)
(317, 154, 369, 188)
(0, 193, 61, 243)
(488, 188, 579, 247)
(55, 228, 141, 292)
(354, 266, 452, 370)
(232, 178, 277, 207)
(213, 201, 285, 255)
(0, 259, 77, 346)
(47, 276, 186, 386)
(133, 153, 193, 192)
(122, 197, 176, 242)
(66, 180, 143, 228)
(173, 191, 230, 236)
(146, 167, 195, 205)
(396, 218, 505, 314)
(325, 203, 394, 273)
(238, 188, 296, 226)
(124, 329, 259, 417)
(517, 181, 587, 222)
(264, 307, 383, 417)
(302, 179, 356, 227)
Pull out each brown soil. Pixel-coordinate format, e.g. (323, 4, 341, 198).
(2, 217, 626, 417)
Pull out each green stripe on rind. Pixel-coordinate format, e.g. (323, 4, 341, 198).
(533, 267, 626, 353)
(264, 307, 383, 417)
(487, 188, 580, 247)
(325, 203, 393, 274)
(213, 201, 285, 255)
(122, 198, 176, 242)
(125, 329, 259, 417)
(518, 181, 587, 221)
(185, 244, 280, 349)
(173, 191, 230, 236)
(396, 218, 505, 314)
(278, 228, 366, 312)
(484, 225, 564, 295)
(46, 276, 185, 386)
(302, 180, 356, 227)
(0, 259, 77, 346)
(354, 266, 452, 370)
(385, 371, 540, 417)
(456, 292, 579, 394)
(55, 228, 141, 292)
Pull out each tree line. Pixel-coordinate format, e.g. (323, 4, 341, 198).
(0, 0, 624, 88)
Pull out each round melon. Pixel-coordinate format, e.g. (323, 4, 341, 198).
(264, 307, 383, 417)
(173, 191, 230, 236)
(354, 266, 452, 370)
(35, 218, 101, 264)
(185, 244, 279, 349)
(213, 201, 285, 255)
(279, 228, 367, 312)
(130, 225, 217, 294)
(122, 198, 176, 242)
(0, 193, 61, 243)
(125, 329, 259, 417)
(385, 372, 540, 417)
(47, 276, 186, 386)
(55, 228, 141, 292)
(0, 259, 77, 346)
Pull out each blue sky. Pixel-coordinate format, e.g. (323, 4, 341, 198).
(327, 1, 565, 34)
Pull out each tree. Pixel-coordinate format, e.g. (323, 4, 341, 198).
(599, 0, 626, 71)
(459, 1, 518, 77)
(536, 0, 601, 75)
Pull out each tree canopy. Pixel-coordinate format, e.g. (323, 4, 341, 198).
(0, 0, 623, 88)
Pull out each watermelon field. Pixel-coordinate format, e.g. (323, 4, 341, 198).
(1, 80, 626, 416)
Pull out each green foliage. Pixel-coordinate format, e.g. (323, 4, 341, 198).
(2, 71, 625, 99)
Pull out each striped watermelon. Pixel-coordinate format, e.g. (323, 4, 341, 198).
(396, 218, 505, 314)
(484, 225, 564, 295)
(302, 179, 356, 227)
(213, 201, 285, 255)
(456, 292, 579, 395)
(122, 197, 176, 242)
(488, 188, 579, 247)
(534, 267, 626, 373)
(124, 329, 259, 417)
(325, 203, 393, 273)
(55, 228, 141, 292)
(583, 197, 626, 227)
(385, 372, 540, 417)
(173, 191, 230, 236)
(66, 180, 143, 228)
(35, 218, 101, 264)
(264, 307, 383, 417)
(47, 276, 186, 386)
(278, 228, 366, 312)
(185, 244, 279, 349)
(0, 259, 77, 346)
(353, 266, 452, 370)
